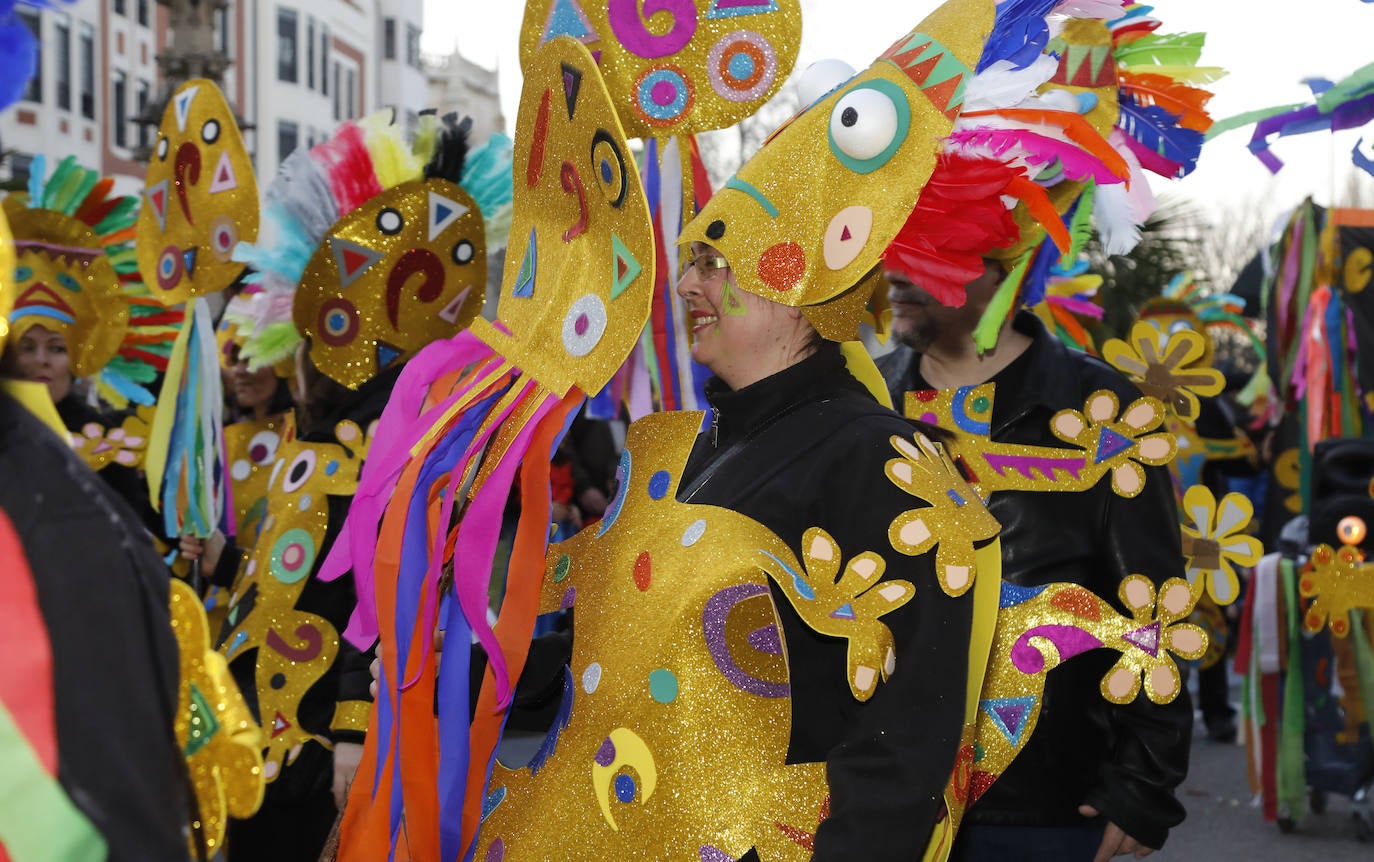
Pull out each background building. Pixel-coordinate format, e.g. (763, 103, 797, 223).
(425, 44, 504, 145)
(1, 0, 502, 197)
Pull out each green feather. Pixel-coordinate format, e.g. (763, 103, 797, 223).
(1114, 33, 1204, 68)
(974, 253, 1031, 352)
(1066, 179, 1096, 262)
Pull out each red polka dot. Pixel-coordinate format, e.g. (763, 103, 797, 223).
(757, 242, 806, 292)
(634, 551, 652, 592)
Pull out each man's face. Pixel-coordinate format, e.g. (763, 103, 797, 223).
(886, 260, 1003, 352)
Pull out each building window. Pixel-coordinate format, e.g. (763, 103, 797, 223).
(320, 26, 330, 96)
(114, 0, 126, 16)
(278, 120, 299, 163)
(9, 154, 34, 186)
(18, 9, 40, 104)
(213, 5, 229, 57)
(345, 67, 356, 120)
(136, 79, 151, 149)
(383, 18, 396, 61)
(331, 62, 341, 120)
(406, 23, 421, 69)
(276, 7, 298, 83)
(306, 16, 315, 89)
(79, 23, 95, 119)
(113, 70, 128, 147)
(55, 20, 71, 111)
(137, 0, 148, 26)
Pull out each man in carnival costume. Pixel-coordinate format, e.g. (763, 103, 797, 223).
(194, 109, 511, 860)
(876, 3, 1218, 859)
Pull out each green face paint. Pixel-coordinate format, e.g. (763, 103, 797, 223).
(721, 277, 748, 317)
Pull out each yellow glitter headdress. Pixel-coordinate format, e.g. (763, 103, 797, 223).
(137, 79, 260, 306)
(229, 112, 512, 389)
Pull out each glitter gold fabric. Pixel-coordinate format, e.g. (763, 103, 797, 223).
(294, 178, 487, 389)
(476, 411, 831, 860)
(224, 414, 292, 543)
(217, 420, 372, 779)
(0, 204, 14, 347)
(935, 575, 1204, 840)
(1300, 544, 1374, 638)
(1178, 484, 1261, 606)
(473, 37, 655, 397)
(903, 385, 1176, 498)
(2, 197, 128, 377)
(519, 0, 802, 141)
(679, 0, 996, 336)
(137, 79, 259, 305)
(1101, 322, 1224, 422)
(70, 405, 153, 472)
(169, 578, 265, 857)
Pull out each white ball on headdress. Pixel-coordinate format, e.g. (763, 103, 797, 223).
(799, 59, 857, 107)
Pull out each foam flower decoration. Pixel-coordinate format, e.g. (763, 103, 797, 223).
(1100, 576, 1206, 705)
(1299, 544, 1374, 638)
(1048, 390, 1175, 497)
(1179, 485, 1262, 606)
(1101, 320, 1224, 420)
(70, 410, 152, 472)
(884, 432, 1001, 598)
(758, 527, 913, 701)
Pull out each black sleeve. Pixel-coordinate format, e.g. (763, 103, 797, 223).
(1082, 460, 1191, 849)
(210, 536, 244, 589)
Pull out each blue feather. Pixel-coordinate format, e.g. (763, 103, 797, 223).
(1118, 97, 1206, 177)
(1020, 237, 1058, 309)
(26, 152, 45, 202)
(0, 18, 36, 113)
(977, 0, 1059, 73)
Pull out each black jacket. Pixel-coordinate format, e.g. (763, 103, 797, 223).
(877, 313, 1191, 850)
(682, 344, 976, 861)
(0, 391, 191, 861)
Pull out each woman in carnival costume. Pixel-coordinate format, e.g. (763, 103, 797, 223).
(197, 109, 511, 861)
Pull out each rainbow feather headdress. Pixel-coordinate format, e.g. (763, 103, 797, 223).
(227, 111, 513, 388)
(886, 2, 1222, 348)
(3, 154, 182, 407)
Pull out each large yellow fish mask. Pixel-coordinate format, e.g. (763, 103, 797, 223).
(519, 0, 802, 140)
(137, 79, 259, 305)
(293, 178, 488, 389)
(3, 197, 128, 377)
(679, 0, 994, 340)
(472, 36, 655, 397)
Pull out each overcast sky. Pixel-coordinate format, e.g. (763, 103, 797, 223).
(424, 0, 1374, 222)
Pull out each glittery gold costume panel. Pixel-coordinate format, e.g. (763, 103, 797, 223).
(2, 197, 128, 377)
(934, 576, 1204, 840)
(903, 384, 1175, 498)
(478, 412, 833, 861)
(294, 178, 487, 390)
(474, 37, 655, 397)
(170, 578, 264, 857)
(217, 420, 372, 779)
(69, 405, 153, 472)
(519, 0, 802, 140)
(1301, 542, 1374, 638)
(225, 414, 293, 546)
(137, 79, 259, 304)
(679, 0, 995, 338)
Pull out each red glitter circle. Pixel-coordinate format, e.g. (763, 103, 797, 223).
(757, 242, 806, 292)
(633, 551, 652, 592)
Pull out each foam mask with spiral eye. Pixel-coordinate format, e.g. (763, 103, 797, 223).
(519, 0, 802, 141)
(471, 36, 655, 397)
(137, 79, 259, 305)
(293, 178, 487, 389)
(3, 197, 128, 377)
(678, 0, 994, 339)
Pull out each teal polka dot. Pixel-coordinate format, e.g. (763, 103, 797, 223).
(971, 396, 990, 414)
(648, 668, 678, 704)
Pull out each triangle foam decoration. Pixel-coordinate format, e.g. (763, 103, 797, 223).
(270, 711, 292, 738)
(330, 237, 385, 288)
(1121, 621, 1163, 657)
(375, 341, 404, 369)
(828, 603, 857, 620)
(889, 38, 933, 69)
(184, 684, 221, 757)
(513, 227, 537, 298)
(923, 73, 966, 120)
(428, 190, 469, 241)
(705, 0, 780, 18)
(1094, 427, 1136, 464)
(903, 52, 944, 87)
(209, 150, 238, 194)
(979, 696, 1037, 747)
(609, 234, 641, 300)
(542, 0, 598, 45)
(561, 62, 583, 121)
(145, 180, 169, 232)
(438, 286, 472, 324)
(173, 85, 200, 134)
(183, 248, 198, 277)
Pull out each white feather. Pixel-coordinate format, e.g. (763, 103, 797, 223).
(1051, 0, 1128, 21)
(962, 56, 1058, 112)
(1094, 131, 1158, 255)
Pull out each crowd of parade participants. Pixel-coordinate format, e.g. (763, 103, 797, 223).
(5, 0, 1374, 860)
